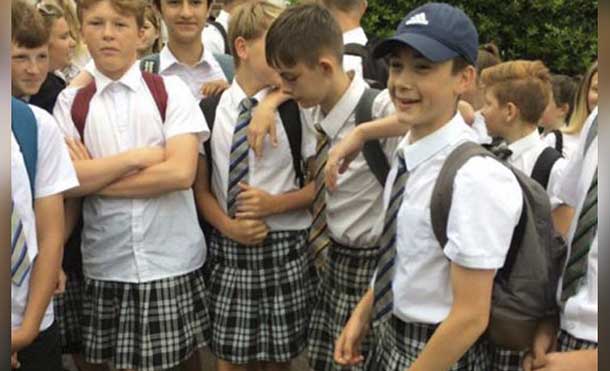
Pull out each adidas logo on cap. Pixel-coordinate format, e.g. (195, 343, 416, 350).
(405, 12, 429, 26)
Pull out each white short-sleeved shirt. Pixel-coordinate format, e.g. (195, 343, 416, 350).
(555, 107, 598, 342)
(343, 27, 368, 79)
(53, 62, 209, 283)
(202, 10, 230, 56)
(507, 129, 566, 206)
(206, 81, 315, 230)
(384, 114, 523, 324)
(303, 75, 398, 247)
(158, 45, 227, 101)
(542, 130, 580, 160)
(12, 105, 79, 330)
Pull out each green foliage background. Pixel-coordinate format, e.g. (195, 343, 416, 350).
(289, 0, 598, 76)
(362, 0, 598, 76)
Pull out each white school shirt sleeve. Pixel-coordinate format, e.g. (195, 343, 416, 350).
(52, 87, 81, 140)
(30, 105, 80, 198)
(162, 76, 210, 143)
(444, 156, 523, 269)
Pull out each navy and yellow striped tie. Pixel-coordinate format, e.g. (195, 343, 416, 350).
(11, 203, 31, 286)
(227, 97, 257, 217)
(373, 154, 408, 323)
(561, 168, 597, 304)
(309, 124, 331, 269)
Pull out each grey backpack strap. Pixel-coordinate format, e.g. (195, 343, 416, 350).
(430, 142, 492, 247)
(584, 114, 598, 155)
(213, 53, 235, 82)
(139, 53, 160, 74)
(355, 88, 390, 186)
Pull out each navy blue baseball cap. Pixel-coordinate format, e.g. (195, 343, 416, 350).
(373, 3, 479, 66)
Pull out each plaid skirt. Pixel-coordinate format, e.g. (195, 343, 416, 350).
(308, 241, 379, 371)
(207, 229, 317, 364)
(557, 329, 597, 352)
(53, 271, 84, 354)
(489, 346, 527, 371)
(367, 316, 490, 371)
(81, 269, 211, 371)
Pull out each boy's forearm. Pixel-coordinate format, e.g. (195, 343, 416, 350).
(193, 157, 234, 236)
(65, 152, 142, 198)
(21, 195, 65, 339)
(552, 204, 575, 239)
(356, 114, 409, 141)
(268, 181, 315, 215)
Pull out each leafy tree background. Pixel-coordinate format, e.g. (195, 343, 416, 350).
(361, 0, 597, 76)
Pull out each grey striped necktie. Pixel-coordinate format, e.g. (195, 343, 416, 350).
(373, 153, 409, 323)
(227, 97, 257, 217)
(309, 123, 331, 269)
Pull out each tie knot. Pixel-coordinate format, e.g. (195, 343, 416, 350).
(239, 97, 258, 114)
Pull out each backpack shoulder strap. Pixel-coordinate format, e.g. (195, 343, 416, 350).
(354, 88, 390, 186)
(344, 43, 369, 58)
(278, 100, 304, 186)
(213, 53, 235, 82)
(140, 53, 160, 74)
(199, 94, 222, 177)
(531, 147, 562, 190)
(208, 20, 230, 55)
(551, 129, 563, 155)
(141, 71, 168, 122)
(584, 114, 598, 155)
(71, 81, 97, 140)
(11, 97, 38, 198)
(430, 142, 492, 247)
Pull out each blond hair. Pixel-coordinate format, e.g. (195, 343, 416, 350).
(481, 60, 551, 124)
(228, 1, 285, 67)
(563, 61, 597, 135)
(78, 0, 147, 28)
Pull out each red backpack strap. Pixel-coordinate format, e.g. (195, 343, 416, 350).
(70, 81, 97, 140)
(142, 71, 168, 122)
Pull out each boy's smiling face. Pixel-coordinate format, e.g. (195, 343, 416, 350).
(11, 42, 49, 97)
(160, 0, 207, 45)
(81, 0, 143, 80)
(387, 46, 474, 138)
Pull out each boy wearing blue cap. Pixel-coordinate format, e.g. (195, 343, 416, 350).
(330, 3, 524, 370)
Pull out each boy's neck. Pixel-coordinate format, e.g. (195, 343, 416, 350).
(334, 12, 360, 34)
(504, 122, 537, 144)
(542, 119, 566, 134)
(408, 108, 457, 143)
(320, 70, 352, 115)
(167, 37, 204, 67)
(95, 57, 137, 81)
(235, 68, 266, 97)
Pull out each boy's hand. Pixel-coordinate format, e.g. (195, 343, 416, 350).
(66, 138, 92, 162)
(227, 218, 269, 246)
(527, 351, 597, 371)
(247, 88, 292, 158)
(458, 100, 476, 126)
(200, 79, 230, 97)
(334, 311, 369, 366)
(235, 183, 277, 218)
(523, 318, 558, 371)
(11, 326, 37, 353)
(54, 269, 67, 295)
(325, 128, 365, 191)
(11, 353, 20, 369)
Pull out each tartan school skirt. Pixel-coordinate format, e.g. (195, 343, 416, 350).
(53, 271, 84, 354)
(80, 269, 211, 371)
(557, 329, 597, 351)
(308, 241, 379, 371)
(489, 345, 527, 371)
(366, 316, 490, 371)
(206, 229, 318, 364)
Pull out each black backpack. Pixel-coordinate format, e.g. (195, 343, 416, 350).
(344, 36, 389, 89)
(549, 129, 564, 155)
(531, 147, 562, 190)
(207, 20, 231, 55)
(430, 142, 566, 351)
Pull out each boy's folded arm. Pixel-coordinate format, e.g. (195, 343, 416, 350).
(408, 264, 494, 371)
(15, 194, 65, 351)
(97, 133, 200, 198)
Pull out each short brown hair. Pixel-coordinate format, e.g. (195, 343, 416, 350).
(228, 1, 284, 67)
(152, 0, 213, 13)
(550, 74, 578, 122)
(36, 2, 66, 31)
(481, 60, 551, 124)
(319, 0, 365, 12)
(78, 0, 147, 28)
(266, 3, 343, 68)
(12, 0, 50, 48)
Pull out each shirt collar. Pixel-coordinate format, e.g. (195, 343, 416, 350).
(159, 44, 216, 73)
(314, 74, 367, 139)
(343, 27, 368, 45)
(227, 80, 270, 117)
(398, 112, 474, 170)
(508, 129, 541, 160)
(92, 60, 142, 93)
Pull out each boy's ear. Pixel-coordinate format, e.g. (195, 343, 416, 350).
(455, 65, 477, 96)
(234, 36, 248, 62)
(559, 103, 570, 117)
(318, 56, 335, 76)
(505, 102, 519, 123)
